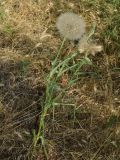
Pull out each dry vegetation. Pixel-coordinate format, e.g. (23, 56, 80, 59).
(0, 0, 120, 160)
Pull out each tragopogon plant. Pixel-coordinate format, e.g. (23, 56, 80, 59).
(32, 12, 92, 160)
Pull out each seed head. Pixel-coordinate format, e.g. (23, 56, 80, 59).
(78, 36, 103, 56)
(56, 12, 86, 40)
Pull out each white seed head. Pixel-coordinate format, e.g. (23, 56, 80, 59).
(56, 12, 86, 40)
(78, 36, 103, 56)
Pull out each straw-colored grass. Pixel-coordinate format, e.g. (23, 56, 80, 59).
(0, 0, 120, 159)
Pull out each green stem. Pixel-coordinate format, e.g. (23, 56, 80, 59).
(52, 38, 66, 67)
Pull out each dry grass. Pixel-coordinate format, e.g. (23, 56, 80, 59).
(0, 0, 120, 160)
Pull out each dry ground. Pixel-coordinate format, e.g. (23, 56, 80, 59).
(0, 0, 120, 160)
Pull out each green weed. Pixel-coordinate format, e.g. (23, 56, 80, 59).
(32, 38, 92, 159)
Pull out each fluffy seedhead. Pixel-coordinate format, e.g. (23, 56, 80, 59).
(56, 12, 86, 40)
(78, 36, 103, 56)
